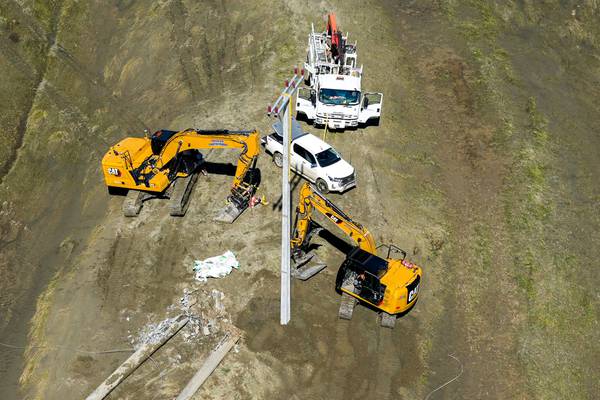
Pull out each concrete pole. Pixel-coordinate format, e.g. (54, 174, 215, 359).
(280, 93, 291, 325)
(269, 72, 302, 326)
(85, 315, 189, 400)
(175, 332, 240, 400)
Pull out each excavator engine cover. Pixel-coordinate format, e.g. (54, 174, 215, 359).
(343, 247, 388, 277)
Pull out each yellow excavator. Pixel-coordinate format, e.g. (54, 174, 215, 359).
(291, 183, 422, 328)
(101, 128, 260, 222)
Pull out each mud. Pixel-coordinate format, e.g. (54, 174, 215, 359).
(1, 1, 599, 399)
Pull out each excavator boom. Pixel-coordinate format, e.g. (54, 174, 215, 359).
(292, 183, 376, 253)
(151, 129, 259, 187)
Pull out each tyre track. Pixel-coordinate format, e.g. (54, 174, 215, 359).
(167, 0, 203, 101)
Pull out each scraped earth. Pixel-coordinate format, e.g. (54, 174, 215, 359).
(1, 1, 599, 400)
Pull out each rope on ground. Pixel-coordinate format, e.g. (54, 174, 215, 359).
(424, 353, 464, 400)
(0, 341, 134, 355)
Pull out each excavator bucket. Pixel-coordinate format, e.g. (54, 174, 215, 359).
(293, 263, 327, 281)
(213, 202, 245, 224)
(292, 251, 327, 280)
(214, 179, 258, 223)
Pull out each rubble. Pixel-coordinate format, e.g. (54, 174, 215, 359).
(135, 316, 182, 348)
(179, 288, 229, 342)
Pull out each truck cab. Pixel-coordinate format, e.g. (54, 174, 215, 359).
(297, 74, 382, 130)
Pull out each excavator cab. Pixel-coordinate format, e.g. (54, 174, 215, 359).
(336, 247, 387, 305)
(150, 130, 178, 155)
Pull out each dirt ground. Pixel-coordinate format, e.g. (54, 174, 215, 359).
(1, 1, 599, 399)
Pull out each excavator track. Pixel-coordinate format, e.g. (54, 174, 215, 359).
(338, 291, 357, 320)
(169, 172, 199, 216)
(378, 312, 397, 329)
(123, 190, 146, 217)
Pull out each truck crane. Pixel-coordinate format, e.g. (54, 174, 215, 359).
(291, 183, 422, 328)
(297, 13, 383, 130)
(101, 128, 260, 223)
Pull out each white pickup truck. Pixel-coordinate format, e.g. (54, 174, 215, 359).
(262, 119, 356, 193)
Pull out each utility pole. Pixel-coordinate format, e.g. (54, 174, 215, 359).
(268, 69, 304, 325)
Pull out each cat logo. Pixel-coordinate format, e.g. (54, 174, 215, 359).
(107, 167, 120, 176)
(326, 213, 340, 224)
(408, 284, 419, 303)
(406, 275, 420, 304)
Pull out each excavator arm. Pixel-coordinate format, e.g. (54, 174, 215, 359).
(154, 129, 260, 187)
(291, 182, 376, 254)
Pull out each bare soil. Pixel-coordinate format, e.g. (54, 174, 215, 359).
(1, 1, 598, 399)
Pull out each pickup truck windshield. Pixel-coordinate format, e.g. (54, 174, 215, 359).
(316, 148, 341, 167)
(319, 89, 360, 105)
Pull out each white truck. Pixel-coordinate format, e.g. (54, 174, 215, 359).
(296, 14, 383, 130)
(262, 119, 356, 193)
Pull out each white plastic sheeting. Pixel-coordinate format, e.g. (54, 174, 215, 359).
(193, 250, 240, 282)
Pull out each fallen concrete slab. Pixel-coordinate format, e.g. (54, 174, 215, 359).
(85, 314, 189, 400)
(175, 331, 240, 400)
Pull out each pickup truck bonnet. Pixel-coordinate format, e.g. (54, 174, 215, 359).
(321, 158, 354, 178)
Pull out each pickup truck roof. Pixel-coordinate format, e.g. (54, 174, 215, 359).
(272, 120, 332, 155)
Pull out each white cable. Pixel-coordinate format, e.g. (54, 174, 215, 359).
(424, 353, 464, 400)
(0, 341, 134, 355)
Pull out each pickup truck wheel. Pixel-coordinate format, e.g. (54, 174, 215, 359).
(316, 178, 329, 194)
(273, 152, 283, 168)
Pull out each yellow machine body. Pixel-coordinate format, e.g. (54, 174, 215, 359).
(345, 257, 421, 315)
(292, 182, 422, 315)
(101, 129, 260, 193)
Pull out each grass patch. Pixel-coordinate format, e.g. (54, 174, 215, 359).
(444, 2, 518, 126)
(503, 96, 597, 399)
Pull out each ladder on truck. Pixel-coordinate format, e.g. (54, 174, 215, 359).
(307, 23, 361, 77)
(308, 23, 343, 75)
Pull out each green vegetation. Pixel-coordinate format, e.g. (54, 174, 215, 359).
(504, 96, 596, 399)
(435, 2, 599, 398)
